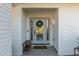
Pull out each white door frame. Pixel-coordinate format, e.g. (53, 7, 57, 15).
(27, 17, 53, 46)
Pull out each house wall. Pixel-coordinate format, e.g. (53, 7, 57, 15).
(58, 8, 79, 55)
(49, 17, 54, 46)
(0, 3, 12, 56)
(53, 9, 58, 51)
(22, 10, 26, 43)
(12, 6, 23, 56)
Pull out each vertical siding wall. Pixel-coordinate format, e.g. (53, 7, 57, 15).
(0, 3, 12, 56)
(58, 8, 79, 55)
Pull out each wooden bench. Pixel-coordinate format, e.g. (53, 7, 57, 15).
(23, 40, 31, 51)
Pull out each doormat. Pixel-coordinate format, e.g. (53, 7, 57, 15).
(33, 45, 47, 49)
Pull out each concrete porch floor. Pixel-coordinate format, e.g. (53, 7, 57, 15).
(22, 46, 58, 56)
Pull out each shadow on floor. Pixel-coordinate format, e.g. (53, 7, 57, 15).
(22, 46, 58, 56)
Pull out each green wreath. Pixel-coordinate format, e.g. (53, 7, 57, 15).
(36, 20, 43, 27)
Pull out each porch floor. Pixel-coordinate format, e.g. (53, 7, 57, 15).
(22, 46, 58, 56)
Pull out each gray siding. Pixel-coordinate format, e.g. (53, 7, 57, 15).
(0, 3, 12, 56)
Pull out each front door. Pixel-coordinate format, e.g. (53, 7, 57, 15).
(31, 18, 49, 45)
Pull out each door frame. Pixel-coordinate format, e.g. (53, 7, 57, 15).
(29, 17, 51, 45)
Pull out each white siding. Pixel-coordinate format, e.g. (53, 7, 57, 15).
(53, 9, 58, 51)
(0, 3, 12, 56)
(12, 7, 23, 56)
(22, 10, 26, 43)
(58, 8, 79, 55)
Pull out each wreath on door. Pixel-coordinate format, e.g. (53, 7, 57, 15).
(36, 20, 43, 27)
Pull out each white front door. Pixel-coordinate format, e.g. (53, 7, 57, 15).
(31, 18, 49, 44)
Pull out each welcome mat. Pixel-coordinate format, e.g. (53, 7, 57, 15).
(33, 45, 47, 49)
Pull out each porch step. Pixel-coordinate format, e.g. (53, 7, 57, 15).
(31, 41, 50, 45)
